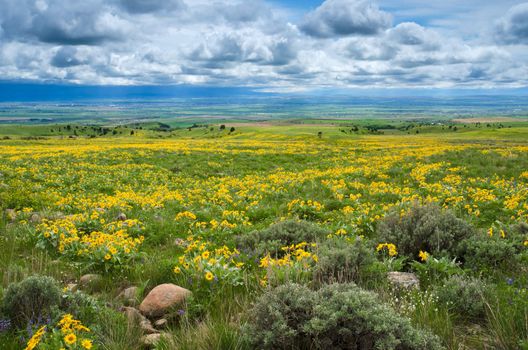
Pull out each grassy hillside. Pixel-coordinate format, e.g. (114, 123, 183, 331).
(0, 123, 527, 349)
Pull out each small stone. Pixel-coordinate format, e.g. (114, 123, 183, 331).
(5, 209, 16, 222)
(139, 284, 191, 318)
(387, 272, 419, 289)
(118, 286, 139, 306)
(30, 213, 41, 223)
(154, 319, 168, 329)
(121, 307, 158, 334)
(141, 333, 162, 348)
(79, 274, 102, 289)
(117, 213, 127, 221)
(66, 283, 78, 292)
(121, 286, 138, 299)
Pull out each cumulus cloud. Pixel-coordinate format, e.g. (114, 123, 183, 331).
(0, 0, 128, 45)
(50, 46, 84, 67)
(300, 0, 392, 38)
(219, 0, 272, 23)
(0, 0, 526, 88)
(495, 3, 528, 44)
(117, 0, 185, 14)
(187, 27, 297, 68)
(388, 22, 441, 50)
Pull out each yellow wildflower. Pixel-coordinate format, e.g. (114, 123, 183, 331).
(64, 333, 77, 345)
(81, 339, 93, 349)
(418, 250, 429, 262)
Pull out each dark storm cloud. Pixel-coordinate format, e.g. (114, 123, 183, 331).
(0, 0, 127, 45)
(188, 32, 297, 67)
(117, 0, 185, 14)
(50, 47, 84, 67)
(495, 3, 528, 44)
(300, 0, 392, 38)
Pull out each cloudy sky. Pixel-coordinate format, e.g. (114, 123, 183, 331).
(1, 0, 527, 91)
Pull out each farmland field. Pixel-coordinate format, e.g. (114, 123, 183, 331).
(1, 123, 527, 349)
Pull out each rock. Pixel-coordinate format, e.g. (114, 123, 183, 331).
(154, 318, 168, 329)
(66, 283, 78, 292)
(387, 272, 419, 289)
(5, 209, 16, 222)
(141, 333, 162, 348)
(139, 284, 191, 318)
(79, 274, 102, 290)
(120, 286, 138, 299)
(121, 307, 158, 335)
(118, 286, 139, 306)
(117, 213, 127, 221)
(30, 213, 41, 223)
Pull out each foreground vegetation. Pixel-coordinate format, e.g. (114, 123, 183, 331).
(1, 123, 527, 349)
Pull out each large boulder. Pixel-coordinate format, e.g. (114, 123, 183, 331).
(139, 284, 190, 318)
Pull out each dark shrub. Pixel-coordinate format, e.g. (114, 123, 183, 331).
(313, 237, 379, 285)
(236, 220, 329, 257)
(457, 234, 518, 270)
(1, 275, 61, 328)
(377, 203, 475, 258)
(435, 275, 487, 320)
(243, 283, 444, 350)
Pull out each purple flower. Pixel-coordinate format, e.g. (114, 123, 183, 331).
(177, 309, 185, 316)
(0, 319, 11, 333)
(506, 278, 514, 286)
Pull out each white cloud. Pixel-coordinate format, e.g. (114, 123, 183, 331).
(0, 0, 526, 89)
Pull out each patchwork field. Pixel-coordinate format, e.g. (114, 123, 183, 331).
(0, 125, 527, 349)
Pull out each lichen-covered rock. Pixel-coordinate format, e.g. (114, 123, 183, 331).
(387, 272, 419, 289)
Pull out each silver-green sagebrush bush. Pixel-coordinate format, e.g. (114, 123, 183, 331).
(313, 237, 382, 286)
(377, 203, 475, 259)
(243, 283, 445, 350)
(1, 275, 61, 328)
(435, 275, 487, 321)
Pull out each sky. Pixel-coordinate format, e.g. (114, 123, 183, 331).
(0, 0, 527, 92)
